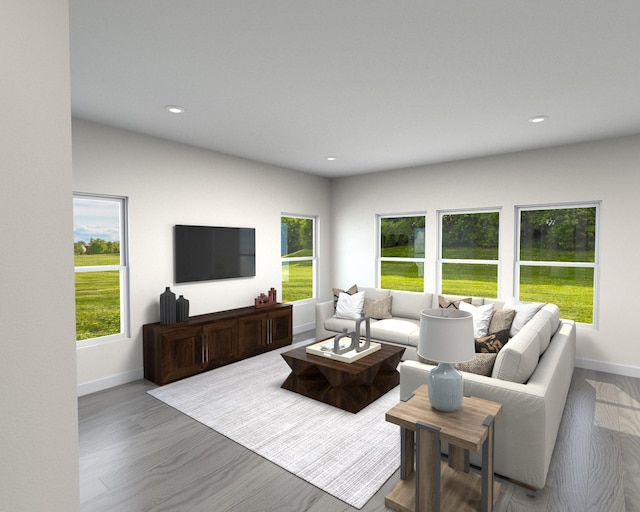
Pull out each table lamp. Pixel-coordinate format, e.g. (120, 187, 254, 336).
(418, 308, 475, 412)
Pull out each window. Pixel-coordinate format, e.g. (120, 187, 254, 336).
(281, 215, 316, 302)
(73, 194, 128, 342)
(378, 214, 426, 291)
(439, 210, 500, 297)
(517, 203, 599, 325)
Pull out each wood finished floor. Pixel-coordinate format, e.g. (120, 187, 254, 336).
(79, 349, 640, 511)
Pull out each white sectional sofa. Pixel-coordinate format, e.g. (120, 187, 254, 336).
(315, 287, 577, 490)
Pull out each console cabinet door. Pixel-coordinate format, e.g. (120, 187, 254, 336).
(155, 325, 206, 385)
(268, 307, 293, 348)
(202, 318, 238, 369)
(237, 312, 268, 357)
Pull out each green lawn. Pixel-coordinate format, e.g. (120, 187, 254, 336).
(282, 260, 313, 302)
(75, 253, 120, 266)
(75, 254, 121, 340)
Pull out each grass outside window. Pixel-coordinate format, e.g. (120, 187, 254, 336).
(75, 269, 121, 340)
(282, 260, 313, 302)
(441, 263, 498, 298)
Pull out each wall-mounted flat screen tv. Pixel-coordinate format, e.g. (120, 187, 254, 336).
(174, 225, 256, 283)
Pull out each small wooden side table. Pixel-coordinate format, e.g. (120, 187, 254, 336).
(385, 384, 503, 512)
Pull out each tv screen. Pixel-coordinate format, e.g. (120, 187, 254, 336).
(174, 225, 256, 283)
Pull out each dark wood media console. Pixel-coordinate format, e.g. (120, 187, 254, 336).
(143, 303, 292, 385)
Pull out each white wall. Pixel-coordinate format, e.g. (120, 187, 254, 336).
(0, 1, 79, 511)
(329, 135, 640, 375)
(72, 119, 332, 394)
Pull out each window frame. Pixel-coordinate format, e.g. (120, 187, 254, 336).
(377, 212, 427, 291)
(74, 192, 130, 346)
(280, 213, 317, 304)
(515, 201, 600, 328)
(437, 208, 501, 297)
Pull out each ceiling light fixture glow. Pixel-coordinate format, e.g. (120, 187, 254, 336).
(166, 105, 185, 114)
(528, 115, 548, 123)
(326, 156, 336, 161)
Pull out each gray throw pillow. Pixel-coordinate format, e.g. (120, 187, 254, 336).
(363, 295, 393, 319)
(488, 308, 515, 335)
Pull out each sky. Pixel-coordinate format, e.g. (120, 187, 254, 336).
(73, 197, 121, 243)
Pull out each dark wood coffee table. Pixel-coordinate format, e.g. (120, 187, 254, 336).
(280, 341, 405, 413)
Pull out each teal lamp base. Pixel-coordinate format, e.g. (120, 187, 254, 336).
(428, 362, 464, 412)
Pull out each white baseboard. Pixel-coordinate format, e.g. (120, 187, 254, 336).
(575, 358, 640, 379)
(293, 322, 315, 335)
(77, 368, 144, 397)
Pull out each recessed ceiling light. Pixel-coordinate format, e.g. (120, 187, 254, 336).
(528, 115, 548, 123)
(326, 156, 336, 161)
(165, 105, 185, 114)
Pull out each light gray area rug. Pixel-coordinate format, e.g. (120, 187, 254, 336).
(148, 340, 401, 509)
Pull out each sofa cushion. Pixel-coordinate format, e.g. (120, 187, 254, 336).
(364, 295, 393, 319)
(459, 301, 494, 338)
(369, 318, 420, 345)
(335, 291, 365, 320)
(492, 321, 541, 383)
(526, 304, 561, 355)
(324, 315, 378, 334)
(390, 290, 432, 320)
(360, 287, 391, 300)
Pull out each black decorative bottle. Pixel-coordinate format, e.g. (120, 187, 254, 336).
(176, 295, 189, 322)
(160, 287, 176, 325)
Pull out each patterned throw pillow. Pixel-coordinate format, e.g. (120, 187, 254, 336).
(474, 329, 510, 353)
(455, 353, 498, 376)
(363, 295, 393, 319)
(417, 353, 498, 377)
(332, 284, 358, 308)
(438, 296, 472, 309)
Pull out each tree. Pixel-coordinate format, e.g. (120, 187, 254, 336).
(281, 217, 313, 257)
(520, 207, 596, 261)
(86, 238, 107, 255)
(74, 241, 86, 255)
(381, 216, 425, 248)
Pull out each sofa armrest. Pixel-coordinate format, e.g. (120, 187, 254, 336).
(315, 300, 336, 341)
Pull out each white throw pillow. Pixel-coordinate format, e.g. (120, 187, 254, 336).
(335, 291, 365, 320)
(459, 301, 494, 339)
(503, 296, 544, 337)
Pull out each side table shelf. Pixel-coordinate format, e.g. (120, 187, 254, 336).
(385, 384, 503, 512)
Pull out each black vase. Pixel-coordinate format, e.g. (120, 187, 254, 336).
(160, 287, 176, 325)
(176, 295, 189, 322)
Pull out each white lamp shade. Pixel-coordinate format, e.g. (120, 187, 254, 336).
(417, 309, 475, 364)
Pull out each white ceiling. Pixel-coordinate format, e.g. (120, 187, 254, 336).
(69, 1, 640, 178)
